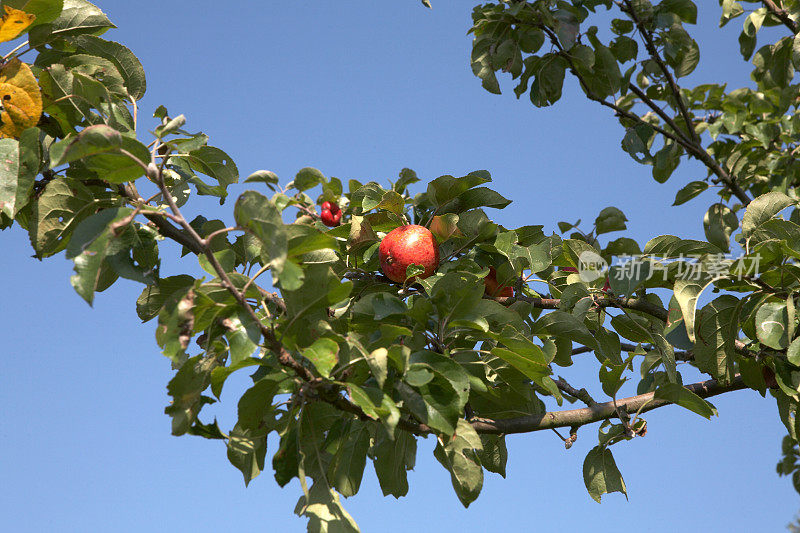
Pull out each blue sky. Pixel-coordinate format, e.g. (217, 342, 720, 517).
(1, 1, 797, 531)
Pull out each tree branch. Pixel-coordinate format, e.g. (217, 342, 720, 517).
(536, 17, 752, 206)
(134, 162, 432, 437)
(762, 0, 799, 34)
(470, 375, 746, 435)
(495, 293, 669, 321)
(117, 183, 205, 254)
(555, 376, 597, 406)
(620, 0, 699, 144)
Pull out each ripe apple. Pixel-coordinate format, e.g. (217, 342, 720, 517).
(379, 224, 439, 283)
(320, 201, 341, 227)
(484, 266, 513, 297)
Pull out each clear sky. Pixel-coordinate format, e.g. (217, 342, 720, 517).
(1, 1, 797, 531)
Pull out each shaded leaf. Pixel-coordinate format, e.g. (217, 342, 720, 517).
(583, 445, 627, 503)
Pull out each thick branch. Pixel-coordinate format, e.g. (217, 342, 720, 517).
(470, 375, 746, 435)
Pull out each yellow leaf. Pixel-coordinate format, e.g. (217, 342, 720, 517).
(0, 6, 35, 43)
(0, 58, 42, 139)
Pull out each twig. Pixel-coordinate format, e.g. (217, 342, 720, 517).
(555, 376, 597, 406)
(761, 0, 799, 33)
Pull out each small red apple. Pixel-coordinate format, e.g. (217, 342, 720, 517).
(320, 201, 341, 227)
(484, 267, 514, 297)
(379, 224, 439, 283)
(602, 277, 611, 293)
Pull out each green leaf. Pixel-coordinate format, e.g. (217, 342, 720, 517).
(654, 383, 717, 419)
(153, 115, 185, 138)
(643, 234, 722, 256)
(394, 167, 419, 193)
(742, 191, 795, 238)
(292, 167, 324, 192)
(703, 203, 738, 253)
(658, 0, 697, 23)
(530, 54, 568, 107)
(49, 125, 150, 183)
(756, 301, 790, 350)
(719, 0, 743, 26)
(181, 145, 239, 195)
(397, 351, 470, 436)
(233, 190, 287, 273)
(607, 260, 651, 297)
(287, 224, 337, 258)
(294, 481, 360, 533)
(426, 171, 491, 207)
(164, 354, 220, 436)
(226, 422, 267, 487)
(672, 181, 708, 205)
(477, 434, 507, 477)
(599, 362, 627, 397)
(273, 423, 300, 487)
(0, 129, 37, 219)
(302, 338, 339, 378)
(155, 288, 196, 364)
(652, 141, 681, 183)
(610, 314, 653, 343)
(590, 45, 622, 97)
(210, 357, 262, 399)
(65, 207, 133, 304)
(533, 310, 597, 349)
(672, 275, 714, 342)
(244, 169, 280, 190)
(595, 206, 627, 235)
(346, 384, 399, 435)
(72, 34, 146, 100)
(621, 123, 654, 163)
(374, 190, 405, 215)
(693, 295, 740, 383)
(224, 313, 261, 365)
(28, 0, 115, 48)
(28, 178, 114, 257)
(490, 345, 548, 382)
(136, 274, 195, 322)
(4, 0, 64, 25)
(433, 419, 483, 507)
(583, 445, 627, 503)
(373, 428, 416, 498)
(787, 338, 800, 366)
(237, 375, 284, 431)
(328, 419, 370, 497)
(49, 124, 122, 166)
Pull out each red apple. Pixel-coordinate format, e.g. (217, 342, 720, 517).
(320, 201, 341, 227)
(379, 224, 439, 283)
(484, 266, 514, 297)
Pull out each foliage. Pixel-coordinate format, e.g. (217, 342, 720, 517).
(3, 0, 800, 530)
